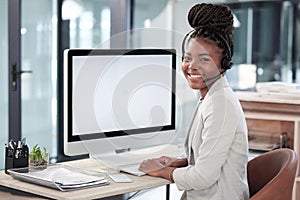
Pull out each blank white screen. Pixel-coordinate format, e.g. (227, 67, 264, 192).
(72, 54, 173, 136)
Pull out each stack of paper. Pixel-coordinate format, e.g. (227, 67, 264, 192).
(8, 164, 109, 191)
(29, 167, 108, 189)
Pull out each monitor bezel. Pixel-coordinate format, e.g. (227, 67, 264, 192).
(65, 49, 177, 144)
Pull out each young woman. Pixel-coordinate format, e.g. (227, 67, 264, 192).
(139, 3, 249, 200)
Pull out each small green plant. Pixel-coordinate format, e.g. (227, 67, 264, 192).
(29, 144, 48, 166)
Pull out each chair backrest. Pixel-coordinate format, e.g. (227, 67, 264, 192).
(247, 148, 298, 200)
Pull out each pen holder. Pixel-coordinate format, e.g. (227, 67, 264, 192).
(5, 146, 29, 174)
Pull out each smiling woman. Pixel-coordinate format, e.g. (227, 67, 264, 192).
(139, 3, 249, 200)
(181, 37, 224, 94)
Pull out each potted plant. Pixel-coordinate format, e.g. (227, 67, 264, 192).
(29, 144, 49, 167)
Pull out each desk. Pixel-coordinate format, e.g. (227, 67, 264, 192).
(0, 158, 171, 200)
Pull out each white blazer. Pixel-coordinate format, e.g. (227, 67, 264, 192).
(173, 76, 249, 200)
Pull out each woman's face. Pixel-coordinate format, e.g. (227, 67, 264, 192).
(182, 37, 223, 92)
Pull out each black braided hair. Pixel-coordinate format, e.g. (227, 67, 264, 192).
(187, 3, 234, 57)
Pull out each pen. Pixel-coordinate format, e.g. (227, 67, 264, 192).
(21, 137, 27, 147)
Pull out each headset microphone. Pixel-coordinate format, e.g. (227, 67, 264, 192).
(203, 71, 225, 82)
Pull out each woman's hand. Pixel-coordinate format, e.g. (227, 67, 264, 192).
(138, 154, 188, 181)
(139, 159, 176, 182)
(139, 159, 165, 177)
(156, 156, 177, 166)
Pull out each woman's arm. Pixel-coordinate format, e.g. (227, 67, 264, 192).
(138, 156, 187, 182)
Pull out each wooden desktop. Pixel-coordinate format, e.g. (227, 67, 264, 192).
(0, 158, 171, 200)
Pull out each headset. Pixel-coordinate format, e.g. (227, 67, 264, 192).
(181, 30, 233, 71)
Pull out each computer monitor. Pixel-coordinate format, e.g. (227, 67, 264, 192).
(63, 49, 177, 159)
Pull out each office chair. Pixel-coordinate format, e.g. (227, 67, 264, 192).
(247, 148, 298, 200)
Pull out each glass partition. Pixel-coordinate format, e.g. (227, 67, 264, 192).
(296, 3, 300, 83)
(21, 0, 57, 160)
(0, 0, 9, 169)
(226, 1, 294, 90)
(131, 0, 172, 48)
(62, 0, 110, 49)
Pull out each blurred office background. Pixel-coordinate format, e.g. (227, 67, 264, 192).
(0, 0, 300, 169)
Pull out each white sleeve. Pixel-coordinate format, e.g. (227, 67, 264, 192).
(173, 93, 239, 191)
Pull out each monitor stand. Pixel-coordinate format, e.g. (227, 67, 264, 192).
(89, 144, 182, 170)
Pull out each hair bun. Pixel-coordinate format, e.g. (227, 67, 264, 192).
(188, 3, 233, 35)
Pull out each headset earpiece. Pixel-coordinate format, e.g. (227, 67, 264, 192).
(222, 54, 233, 70)
(215, 32, 233, 70)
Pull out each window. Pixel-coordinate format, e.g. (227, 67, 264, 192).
(131, 0, 173, 48)
(296, 3, 300, 81)
(21, 0, 57, 161)
(226, 1, 294, 90)
(0, 0, 8, 169)
(62, 0, 110, 49)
